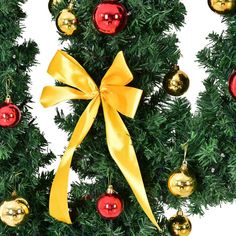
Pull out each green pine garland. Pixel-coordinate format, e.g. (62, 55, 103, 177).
(0, 0, 55, 235)
(1, 0, 236, 235)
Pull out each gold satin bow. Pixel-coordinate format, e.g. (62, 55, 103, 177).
(40, 50, 161, 230)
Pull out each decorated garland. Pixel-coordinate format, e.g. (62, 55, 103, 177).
(1, 0, 236, 235)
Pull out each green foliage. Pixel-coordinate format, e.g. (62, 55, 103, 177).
(0, 0, 55, 235)
(1, 0, 236, 235)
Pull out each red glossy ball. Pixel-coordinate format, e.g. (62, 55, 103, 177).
(229, 70, 236, 99)
(0, 100, 21, 128)
(96, 193, 124, 219)
(93, 0, 128, 35)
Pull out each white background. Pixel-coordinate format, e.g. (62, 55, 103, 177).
(22, 0, 236, 235)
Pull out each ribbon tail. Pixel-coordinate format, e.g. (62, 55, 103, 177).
(102, 100, 161, 231)
(49, 95, 100, 224)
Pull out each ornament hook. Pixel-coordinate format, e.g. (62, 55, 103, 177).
(68, 0, 75, 10)
(5, 77, 12, 99)
(107, 169, 113, 187)
(181, 141, 189, 165)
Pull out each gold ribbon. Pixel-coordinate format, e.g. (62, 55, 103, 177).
(40, 50, 161, 230)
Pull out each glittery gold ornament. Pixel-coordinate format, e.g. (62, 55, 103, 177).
(0, 197, 30, 227)
(168, 210, 192, 236)
(163, 65, 189, 96)
(168, 163, 196, 198)
(208, 0, 236, 14)
(48, 0, 62, 12)
(56, 8, 78, 35)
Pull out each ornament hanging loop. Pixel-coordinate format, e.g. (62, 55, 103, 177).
(5, 77, 13, 101)
(181, 141, 189, 166)
(107, 170, 113, 187)
(107, 171, 118, 194)
(68, 0, 75, 10)
(5, 77, 12, 97)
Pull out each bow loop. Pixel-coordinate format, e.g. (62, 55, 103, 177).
(48, 50, 98, 94)
(101, 51, 133, 86)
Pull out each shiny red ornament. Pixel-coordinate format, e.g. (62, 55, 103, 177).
(96, 185, 124, 220)
(0, 98, 21, 128)
(93, 0, 128, 35)
(229, 70, 236, 99)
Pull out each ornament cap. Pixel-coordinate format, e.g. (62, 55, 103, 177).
(11, 191, 17, 198)
(106, 185, 115, 194)
(173, 64, 180, 72)
(5, 96, 12, 104)
(180, 162, 188, 171)
(177, 210, 184, 216)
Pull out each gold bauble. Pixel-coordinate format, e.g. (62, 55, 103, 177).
(168, 210, 192, 236)
(56, 9, 78, 35)
(163, 66, 189, 96)
(168, 163, 196, 198)
(0, 197, 30, 227)
(208, 0, 236, 14)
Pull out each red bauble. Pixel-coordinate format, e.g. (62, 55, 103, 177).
(0, 98, 21, 128)
(96, 185, 123, 220)
(229, 70, 236, 99)
(93, 0, 128, 35)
